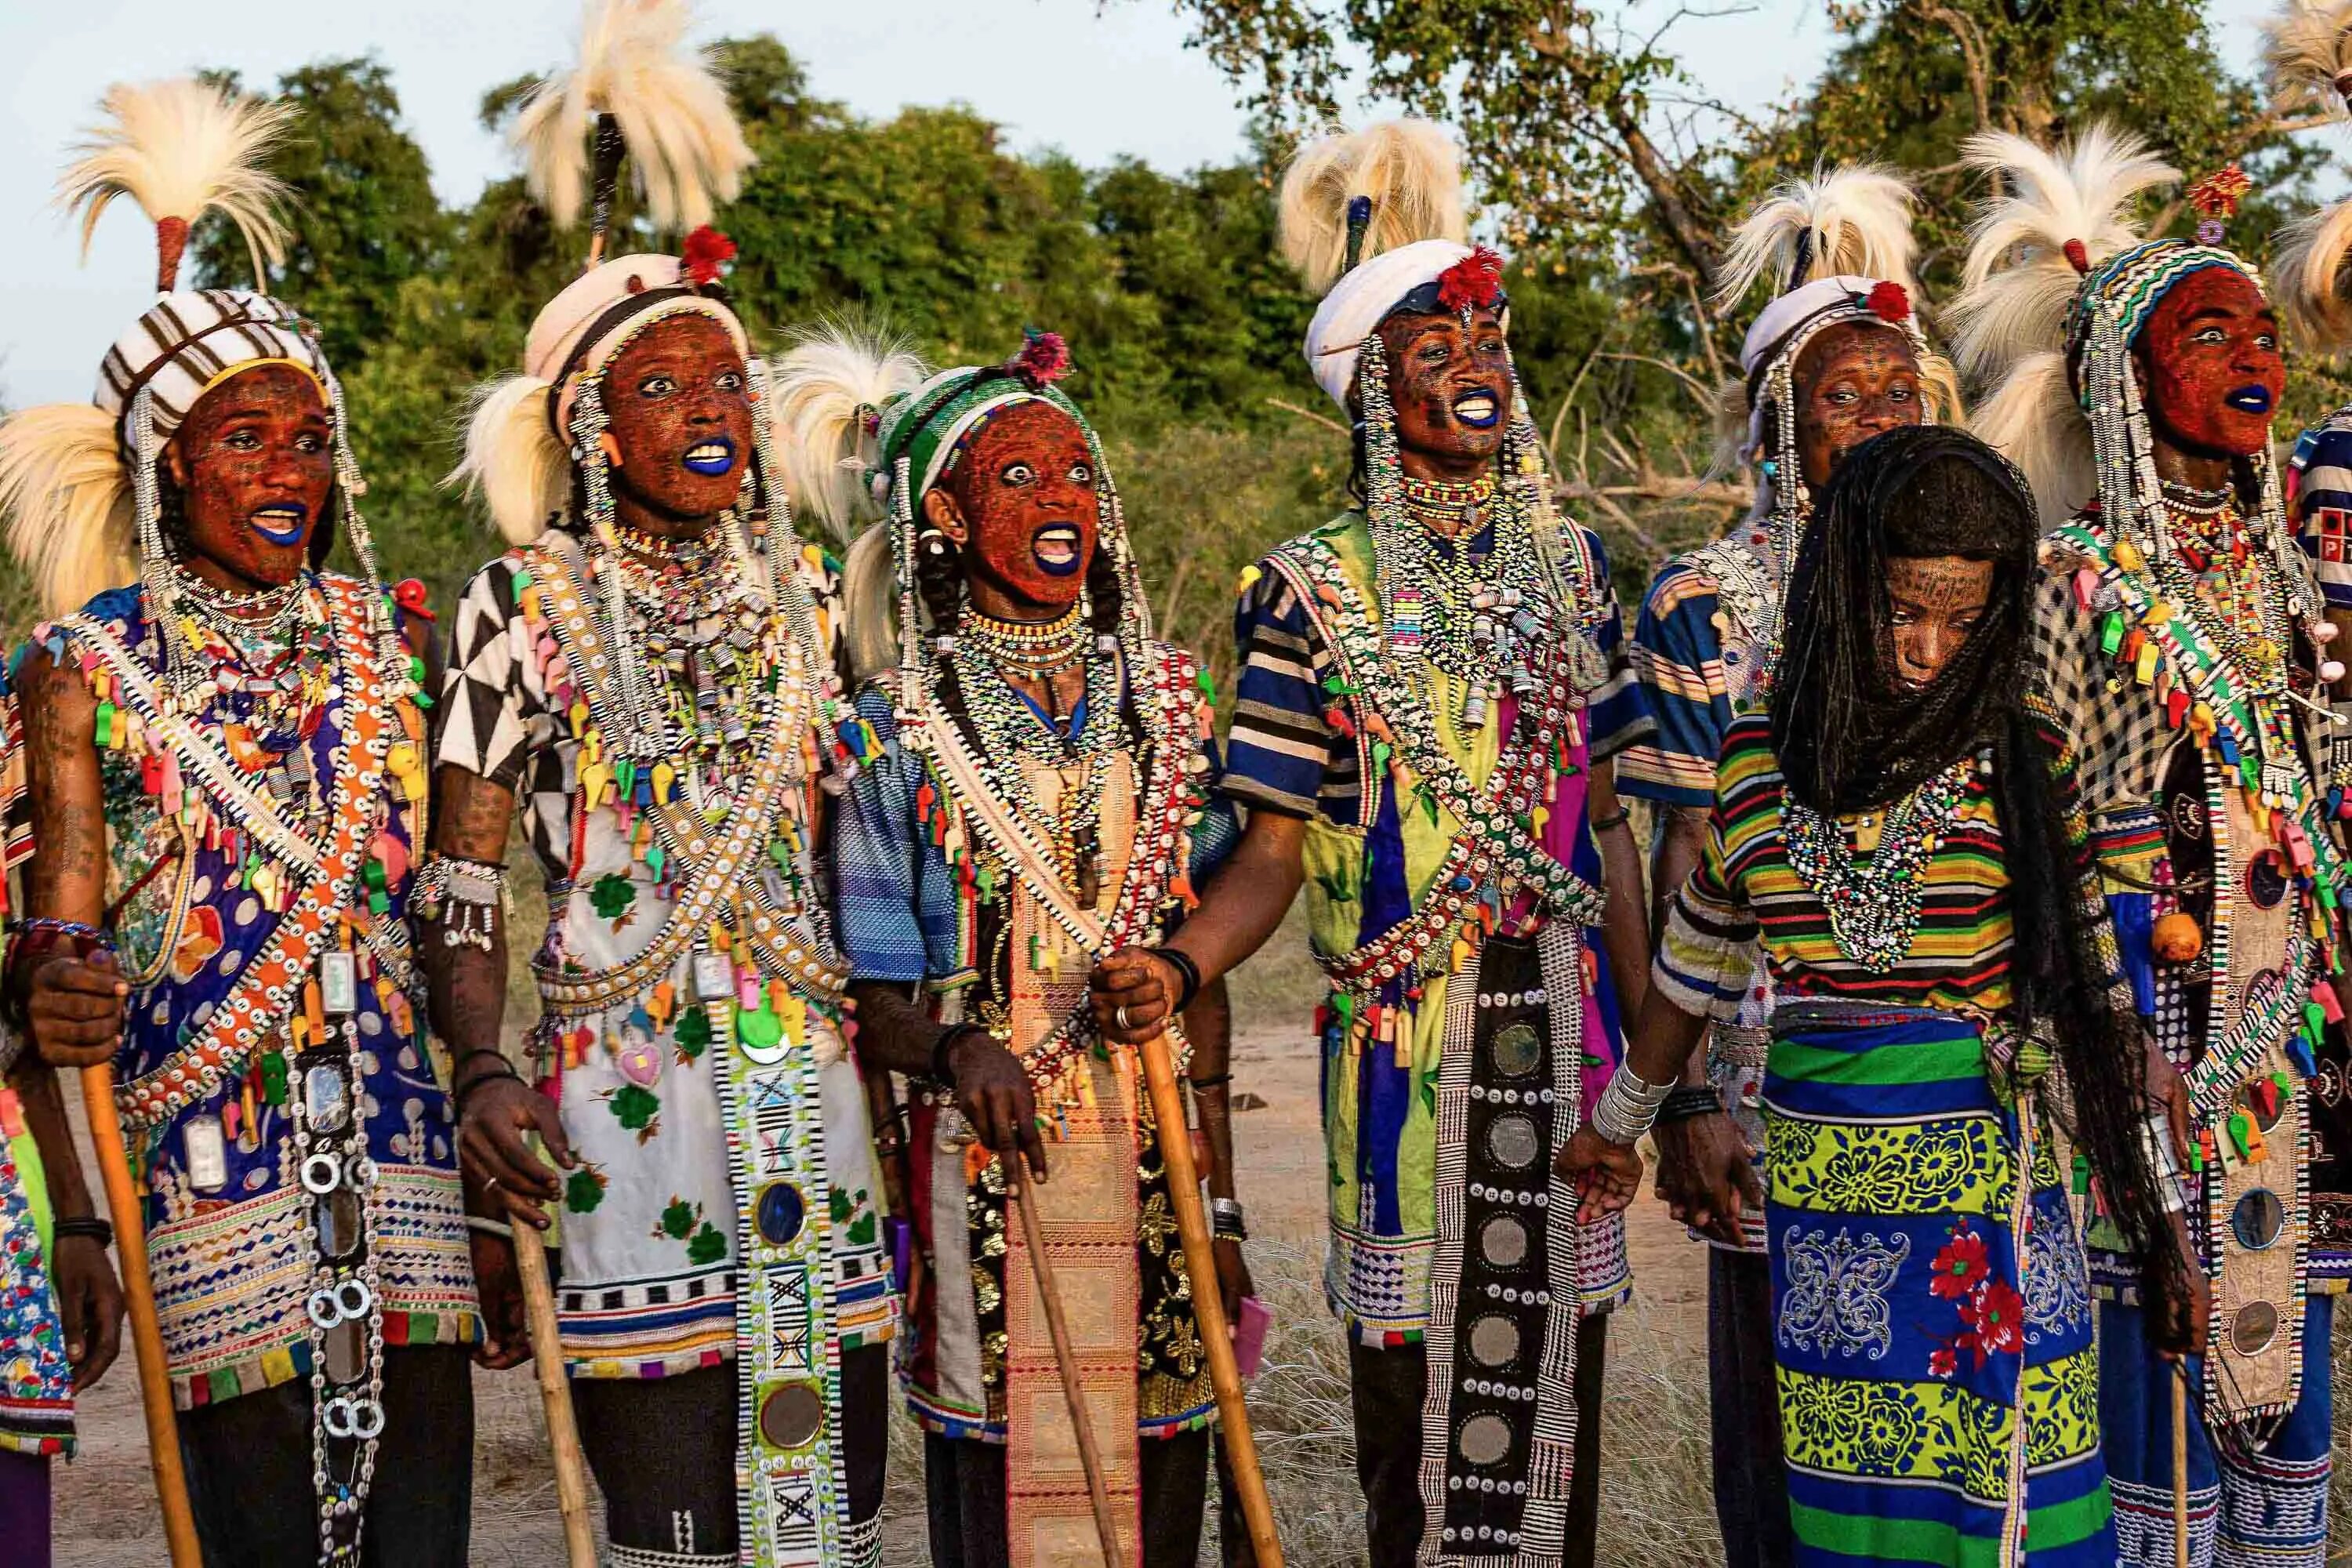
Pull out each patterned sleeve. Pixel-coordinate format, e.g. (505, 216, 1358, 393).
(434, 557, 557, 792)
(1218, 566, 1356, 822)
(1614, 558, 1730, 809)
(1648, 731, 1761, 1019)
(2027, 692, 2138, 1014)
(833, 686, 936, 985)
(1573, 526, 1653, 764)
(2293, 420, 2352, 612)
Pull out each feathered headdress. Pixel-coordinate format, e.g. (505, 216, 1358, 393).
(2275, 198, 2352, 353)
(514, 0, 753, 263)
(2264, 0, 2352, 118)
(1278, 118, 1468, 294)
(1712, 162, 1923, 309)
(56, 78, 296, 292)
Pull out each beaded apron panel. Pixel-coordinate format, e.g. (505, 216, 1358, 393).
(1415, 927, 1586, 1566)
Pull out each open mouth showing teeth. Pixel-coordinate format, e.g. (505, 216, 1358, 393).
(681, 438, 736, 476)
(249, 505, 307, 544)
(1452, 393, 1500, 429)
(2226, 386, 2274, 414)
(1032, 524, 1083, 577)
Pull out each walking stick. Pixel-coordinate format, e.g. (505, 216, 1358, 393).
(2171, 1361, 2190, 1568)
(512, 1218, 597, 1568)
(1005, 1159, 1123, 1568)
(1137, 1029, 1283, 1567)
(79, 1063, 200, 1566)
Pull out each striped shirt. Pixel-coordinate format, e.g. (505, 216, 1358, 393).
(1617, 531, 1784, 811)
(1656, 712, 2097, 1020)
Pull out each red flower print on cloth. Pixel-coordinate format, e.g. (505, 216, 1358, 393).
(1928, 1345, 1958, 1378)
(1962, 1280, 2026, 1357)
(1929, 1222, 1989, 1300)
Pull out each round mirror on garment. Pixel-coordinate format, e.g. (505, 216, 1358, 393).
(1490, 1022, 1542, 1079)
(1486, 1114, 1541, 1171)
(1468, 1314, 1520, 1369)
(1480, 1214, 1529, 1269)
(2230, 1188, 2285, 1251)
(759, 1383, 826, 1450)
(1457, 1413, 1513, 1468)
(2245, 1080, 2288, 1135)
(2230, 1300, 2280, 1357)
(757, 1181, 807, 1247)
(2245, 851, 2289, 910)
(315, 1190, 361, 1260)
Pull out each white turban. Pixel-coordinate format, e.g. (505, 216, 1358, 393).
(1739, 274, 1904, 378)
(1301, 238, 1475, 408)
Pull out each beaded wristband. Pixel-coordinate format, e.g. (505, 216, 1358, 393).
(1653, 1085, 1725, 1125)
(52, 1215, 113, 1248)
(1591, 1063, 1677, 1145)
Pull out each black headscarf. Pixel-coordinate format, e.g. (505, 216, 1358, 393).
(1771, 424, 2190, 1346)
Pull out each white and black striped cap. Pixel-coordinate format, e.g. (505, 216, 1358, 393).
(93, 287, 330, 448)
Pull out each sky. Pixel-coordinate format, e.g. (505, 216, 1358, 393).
(0, 0, 2285, 407)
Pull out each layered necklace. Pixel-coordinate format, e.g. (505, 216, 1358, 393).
(1372, 471, 1555, 731)
(168, 568, 338, 826)
(2154, 482, 2291, 697)
(944, 601, 1120, 893)
(1782, 756, 1975, 971)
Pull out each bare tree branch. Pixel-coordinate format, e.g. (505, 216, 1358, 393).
(1265, 396, 1349, 435)
(1599, 350, 1716, 408)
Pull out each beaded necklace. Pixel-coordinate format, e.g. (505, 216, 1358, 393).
(1370, 476, 1552, 731)
(944, 607, 1122, 892)
(1781, 755, 1976, 971)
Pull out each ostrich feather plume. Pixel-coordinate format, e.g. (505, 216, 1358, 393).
(769, 321, 929, 547)
(1947, 125, 2176, 384)
(446, 376, 568, 546)
(1967, 348, 2092, 526)
(0, 405, 136, 617)
(515, 0, 754, 234)
(1712, 164, 1922, 308)
(1278, 118, 1468, 293)
(2274, 198, 2352, 352)
(2263, 0, 2352, 117)
(56, 78, 296, 287)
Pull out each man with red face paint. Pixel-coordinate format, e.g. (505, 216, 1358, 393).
(1085, 121, 1653, 1568)
(428, 9, 893, 1566)
(0, 80, 473, 1563)
(1613, 165, 1951, 1568)
(1959, 127, 2345, 1568)
(793, 325, 1250, 1568)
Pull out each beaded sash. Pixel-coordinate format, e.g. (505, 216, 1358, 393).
(69, 578, 398, 1128)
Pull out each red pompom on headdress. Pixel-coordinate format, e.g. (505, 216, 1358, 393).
(2187, 165, 2252, 245)
(2061, 238, 2091, 275)
(1436, 245, 1506, 314)
(1864, 281, 1911, 324)
(1008, 328, 1072, 389)
(682, 225, 737, 287)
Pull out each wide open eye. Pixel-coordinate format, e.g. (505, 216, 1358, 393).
(1000, 461, 1036, 486)
(1069, 462, 1093, 485)
(639, 373, 678, 398)
(714, 369, 744, 392)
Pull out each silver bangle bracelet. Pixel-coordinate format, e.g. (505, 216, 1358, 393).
(1590, 1064, 1675, 1145)
(2140, 1112, 2188, 1214)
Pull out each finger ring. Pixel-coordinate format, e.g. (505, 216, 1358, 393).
(1116, 1005, 1132, 1031)
(485, 1176, 501, 1194)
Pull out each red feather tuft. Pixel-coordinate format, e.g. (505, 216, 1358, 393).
(681, 226, 738, 287)
(1009, 328, 1072, 387)
(2187, 165, 2252, 221)
(2061, 238, 2090, 275)
(1436, 246, 1506, 314)
(1864, 281, 1911, 324)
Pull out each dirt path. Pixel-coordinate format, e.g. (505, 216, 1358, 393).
(51, 1020, 1708, 1565)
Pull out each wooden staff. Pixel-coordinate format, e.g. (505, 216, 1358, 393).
(1137, 1030, 1283, 1567)
(79, 1063, 200, 1566)
(512, 1219, 597, 1568)
(2172, 1362, 2190, 1568)
(1005, 1160, 1121, 1568)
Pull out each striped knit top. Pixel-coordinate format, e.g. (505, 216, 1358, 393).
(1654, 710, 2096, 1019)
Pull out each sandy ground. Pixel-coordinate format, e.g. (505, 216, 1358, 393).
(45, 1018, 1701, 1566)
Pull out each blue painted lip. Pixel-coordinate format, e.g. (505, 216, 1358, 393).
(681, 436, 737, 476)
(1452, 390, 1501, 429)
(249, 503, 308, 545)
(1032, 524, 1084, 578)
(2227, 385, 2275, 414)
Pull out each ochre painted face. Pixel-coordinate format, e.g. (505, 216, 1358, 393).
(1791, 321, 1923, 492)
(602, 313, 753, 526)
(164, 361, 335, 591)
(1883, 554, 1993, 691)
(924, 399, 1100, 615)
(2131, 268, 2283, 459)
(1377, 307, 1512, 466)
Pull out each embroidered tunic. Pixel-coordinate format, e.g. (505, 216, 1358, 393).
(437, 534, 895, 1377)
(1657, 713, 2114, 1567)
(834, 647, 1236, 1444)
(1221, 512, 1649, 1334)
(1619, 528, 1790, 1254)
(35, 578, 476, 1409)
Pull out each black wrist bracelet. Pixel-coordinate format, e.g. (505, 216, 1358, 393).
(932, 1024, 989, 1087)
(454, 1065, 523, 1114)
(1589, 807, 1631, 831)
(1150, 946, 1203, 1014)
(1653, 1085, 1725, 1124)
(1188, 1071, 1233, 1091)
(53, 1215, 112, 1248)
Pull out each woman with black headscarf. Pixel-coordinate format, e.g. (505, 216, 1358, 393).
(1559, 425, 2202, 1566)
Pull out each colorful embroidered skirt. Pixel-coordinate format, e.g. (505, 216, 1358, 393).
(1764, 1004, 2112, 1566)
